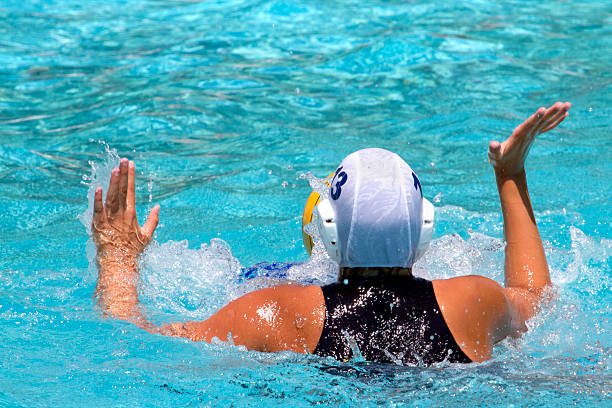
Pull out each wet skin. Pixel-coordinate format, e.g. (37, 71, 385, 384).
(93, 102, 571, 362)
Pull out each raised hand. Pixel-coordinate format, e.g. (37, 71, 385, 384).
(488, 102, 571, 177)
(92, 158, 160, 260)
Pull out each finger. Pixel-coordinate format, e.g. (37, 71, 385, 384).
(541, 101, 565, 122)
(142, 205, 160, 239)
(514, 107, 546, 136)
(126, 160, 136, 216)
(534, 102, 563, 134)
(540, 101, 571, 130)
(118, 158, 129, 211)
(539, 106, 568, 134)
(105, 168, 121, 215)
(93, 187, 104, 222)
(541, 111, 569, 133)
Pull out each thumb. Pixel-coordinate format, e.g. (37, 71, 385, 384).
(142, 205, 160, 239)
(488, 140, 501, 157)
(488, 141, 501, 168)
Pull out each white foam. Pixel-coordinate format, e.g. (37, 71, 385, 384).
(139, 238, 242, 321)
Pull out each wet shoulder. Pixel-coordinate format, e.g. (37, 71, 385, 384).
(432, 276, 512, 361)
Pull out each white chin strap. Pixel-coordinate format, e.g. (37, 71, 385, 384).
(314, 197, 435, 264)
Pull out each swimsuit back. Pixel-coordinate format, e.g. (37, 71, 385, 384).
(314, 275, 471, 366)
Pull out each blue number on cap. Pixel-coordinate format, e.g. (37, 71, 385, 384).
(412, 172, 422, 198)
(331, 166, 348, 200)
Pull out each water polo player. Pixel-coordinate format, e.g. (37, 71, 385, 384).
(91, 102, 571, 365)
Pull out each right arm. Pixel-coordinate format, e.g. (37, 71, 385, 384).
(161, 284, 325, 354)
(434, 102, 571, 361)
(490, 102, 570, 321)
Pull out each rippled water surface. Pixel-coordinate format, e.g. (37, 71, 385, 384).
(1, 0, 611, 406)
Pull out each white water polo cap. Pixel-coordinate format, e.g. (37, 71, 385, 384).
(315, 148, 434, 267)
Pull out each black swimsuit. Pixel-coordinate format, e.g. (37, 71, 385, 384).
(313, 275, 471, 366)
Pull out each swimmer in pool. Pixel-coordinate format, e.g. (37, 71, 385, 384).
(92, 102, 571, 365)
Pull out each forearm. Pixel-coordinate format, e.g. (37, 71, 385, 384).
(496, 170, 551, 292)
(95, 248, 142, 322)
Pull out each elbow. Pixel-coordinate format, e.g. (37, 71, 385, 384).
(505, 286, 552, 332)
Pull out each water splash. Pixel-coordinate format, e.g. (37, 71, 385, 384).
(564, 226, 612, 288)
(139, 239, 242, 321)
(78, 141, 120, 235)
(285, 240, 338, 284)
(412, 229, 504, 282)
(305, 171, 332, 197)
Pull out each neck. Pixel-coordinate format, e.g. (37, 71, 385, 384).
(338, 266, 413, 280)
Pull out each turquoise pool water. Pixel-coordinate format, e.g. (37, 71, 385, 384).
(1, 0, 611, 406)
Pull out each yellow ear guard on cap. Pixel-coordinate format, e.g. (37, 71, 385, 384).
(301, 174, 333, 255)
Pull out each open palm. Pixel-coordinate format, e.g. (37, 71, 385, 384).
(488, 102, 571, 177)
(92, 158, 160, 259)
